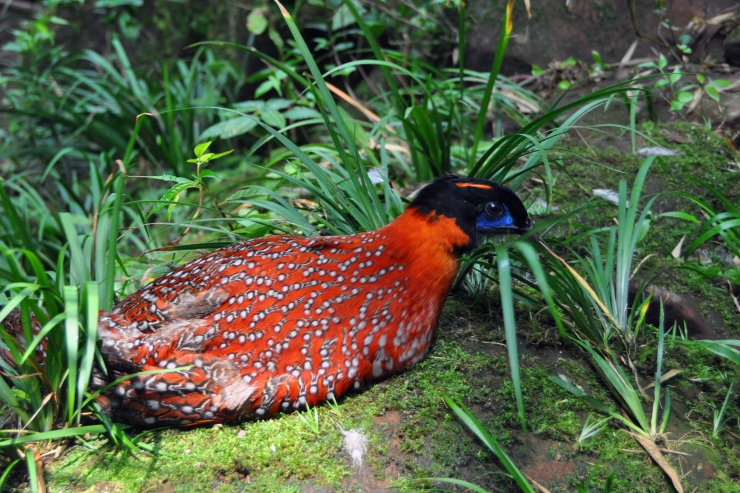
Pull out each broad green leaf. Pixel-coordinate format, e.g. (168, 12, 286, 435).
(265, 98, 292, 110)
(707, 79, 731, 88)
(676, 91, 693, 103)
(268, 27, 284, 51)
(247, 8, 268, 35)
(332, 3, 365, 30)
(670, 100, 685, 111)
(234, 213, 273, 238)
(261, 109, 286, 129)
(200, 117, 258, 141)
(636, 218, 651, 244)
(198, 150, 234, 163)
(139, 174, 192, 183)
(199, 169, 219, 180)
(233, 100, 265, 112)
(194, 141, 211, 158)
(283, 106, 322, 120)
(669, 69, 681, 85)
(148, 180, 199, 218)
(653, 78, 670, 88)
(255, 79, 276, 98)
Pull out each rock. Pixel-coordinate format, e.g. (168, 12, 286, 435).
(721, 92, 740, 127)
(464, 0, 739, 75)
(629, 280, 723, 340)
(725, 26, 740, 67)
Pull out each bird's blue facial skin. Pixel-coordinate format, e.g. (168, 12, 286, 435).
(475, 204, 516, 233)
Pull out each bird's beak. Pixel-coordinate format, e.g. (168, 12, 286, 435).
(509, 217, 533, 234)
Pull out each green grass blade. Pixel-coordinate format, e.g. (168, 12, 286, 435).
(0, 424, 114, 448)
(549, 376, 612, 414)
(697, 340, 740, 365)
(510, 241, 567, 340)
(495, 244, 525, 431)
(19, 313, 66, 364)
(0, 178, 36, 253)
(684, 216, 740, 256)
(470, 0, 514, 165)
(77, 281, 99, 424)
(426, 478, 491, 493)
(64, 285, 79, 424)
(340, 0, 406, 121)
(660, 388, 671, 435)
(579, 341, 649, 433)
(444, 397, 535, 493)
(103, 117, 145, 310)
(274, 0, 357, 162)
(713, 382, 733, 437)
(650, 301, 665, 436)
(0, 459, 20, 491)
(59, 212, 89, 287)
(24, 448, 38, 493)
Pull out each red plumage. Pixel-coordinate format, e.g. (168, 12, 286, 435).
(99, 208, 469, 425)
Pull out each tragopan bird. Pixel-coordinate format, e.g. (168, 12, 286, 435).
(2, 176, 532, 426)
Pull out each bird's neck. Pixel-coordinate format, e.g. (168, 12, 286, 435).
(378, 207, 471, 290)
(366, 207, 470, 340)
(382, 206, 473, 258)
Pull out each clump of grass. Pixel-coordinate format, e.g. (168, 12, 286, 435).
(0, 121, 159, 490)
(1, 17, 244, 177)
(576, 414, 609, 446)
(712, 382, 734, 438)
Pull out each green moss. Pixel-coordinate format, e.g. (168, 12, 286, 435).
(47, 412, 351, 492)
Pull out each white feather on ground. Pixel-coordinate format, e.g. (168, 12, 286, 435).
(340, 428, 368, 468)
(592, 188, 625, 206)
(636, 146, 680, 157)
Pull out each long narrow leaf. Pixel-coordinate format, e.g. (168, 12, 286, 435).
(64, 286, 79, 423)
(496, 244, 525, 430)
(444, 397, 535, 493)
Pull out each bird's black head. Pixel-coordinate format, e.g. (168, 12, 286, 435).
(409, 176, 532, 252)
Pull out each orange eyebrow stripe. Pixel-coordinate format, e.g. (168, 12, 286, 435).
(455, 183, 492, 189)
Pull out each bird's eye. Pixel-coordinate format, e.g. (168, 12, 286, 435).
(485, 202, 503, 217)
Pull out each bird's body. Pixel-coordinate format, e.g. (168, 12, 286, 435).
(2, 177, 532, 426)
